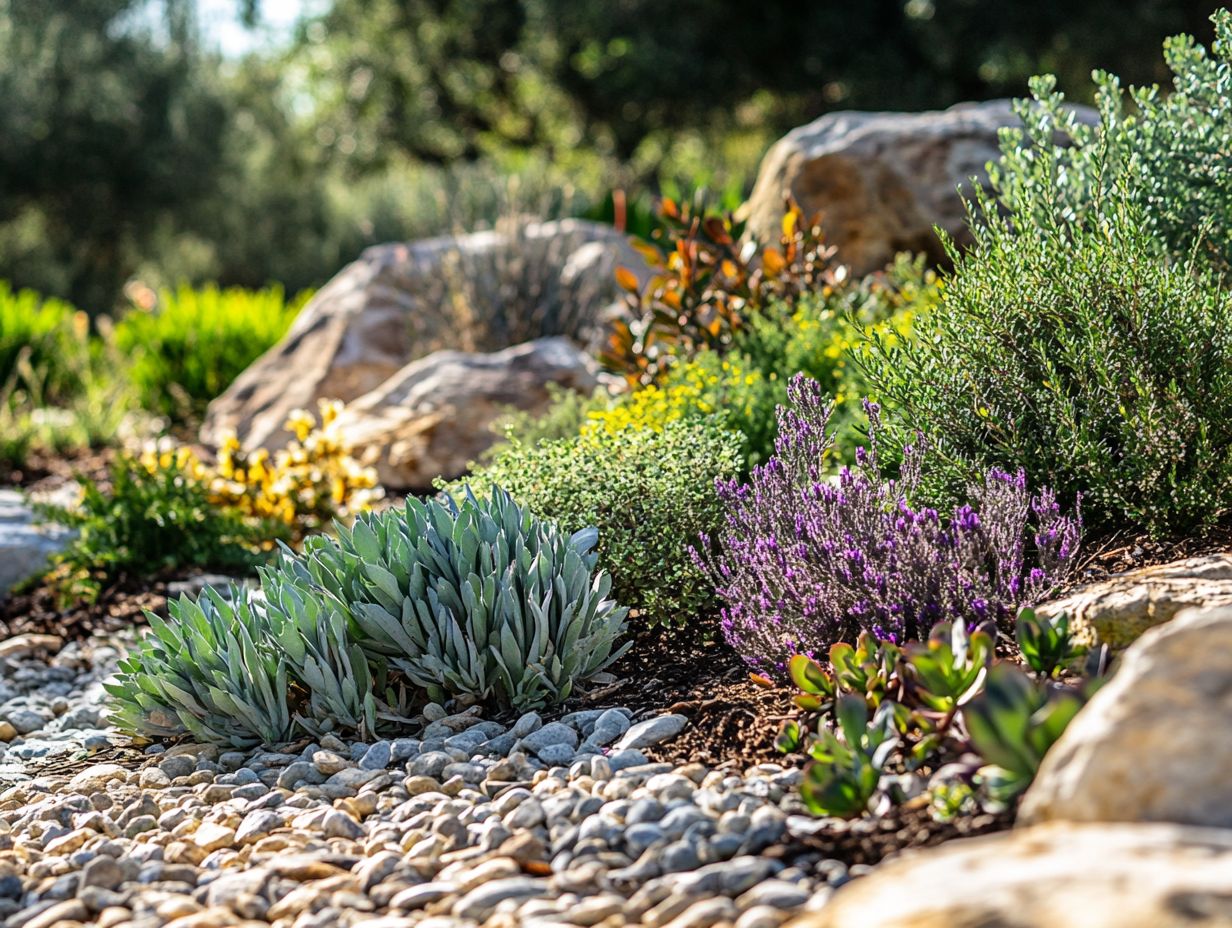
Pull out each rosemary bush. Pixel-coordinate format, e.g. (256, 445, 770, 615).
(860, 187, 1232, 534)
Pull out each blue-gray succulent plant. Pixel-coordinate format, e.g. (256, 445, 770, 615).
(107, 486, 628, 745)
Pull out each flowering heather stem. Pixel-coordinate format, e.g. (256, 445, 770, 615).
(692, 374, 1081, 676)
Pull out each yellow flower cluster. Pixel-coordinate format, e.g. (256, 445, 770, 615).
(142, 400, 381, 543)
(582, 354, 748, 440)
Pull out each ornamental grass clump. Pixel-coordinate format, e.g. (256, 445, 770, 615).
(694, 375, 1080, 675)
(107, 486, 628, 746)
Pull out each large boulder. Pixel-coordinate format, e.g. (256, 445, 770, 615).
(201, 219, 638, 451)
(1036, 554, 1232, 649)
(739, 100, 1094, 274)
(333, 337, 596, 491)
(1020, 604, 1232, 828)
(790, 822, 1232, 928)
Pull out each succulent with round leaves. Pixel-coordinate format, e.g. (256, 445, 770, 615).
(828, 633, 902, 708)
(797, 694, 899, 818)
(903, 620, 994, 715)
(105, 587, 293, 748)
(1015, 608, 1085, 678)
(297, 485, 630, 711)
(964, 663, 1085, 803)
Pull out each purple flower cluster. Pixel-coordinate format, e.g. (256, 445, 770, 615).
(693, 374, 1081, 676)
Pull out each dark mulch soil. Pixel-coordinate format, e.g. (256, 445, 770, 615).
(1071, 519, 1232, 587)
(571, 620, 783, 769)
(2, 445, 115, 492)
(0, 576, 169, 641)
(774, 800, 1016, 869)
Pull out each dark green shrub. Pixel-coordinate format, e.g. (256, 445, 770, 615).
(451, 420, 742, 625)
(860, 189, 1232, 535)
(43, 454, 271, 605)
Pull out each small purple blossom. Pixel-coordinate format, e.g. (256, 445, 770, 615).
(690, 374, 1082, 676)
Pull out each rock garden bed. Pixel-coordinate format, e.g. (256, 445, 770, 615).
(6, 14, 1232, 928)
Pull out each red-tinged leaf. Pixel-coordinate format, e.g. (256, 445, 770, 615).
(632, 240, 662, 265)
(615, 266, 640, 293)
(749, 672, 774, 689)
(703, 216, 731, 244)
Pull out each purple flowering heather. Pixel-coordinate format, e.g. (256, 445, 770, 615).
(692, 374, 1081, 676)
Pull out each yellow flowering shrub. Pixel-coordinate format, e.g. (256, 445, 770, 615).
(583, 260, 928, 472)
(142, 400, 381, 544)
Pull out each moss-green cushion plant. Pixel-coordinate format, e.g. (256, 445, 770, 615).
(450, 419, 742, 625)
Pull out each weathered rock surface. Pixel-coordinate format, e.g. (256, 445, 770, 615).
(1036, 554, 1232, 649)
(0, 489, 73, 595)
(1020, 604, 1232, 828)
(740, 100, 1094, 275)
(333, 336, 597, 489)
(201, 218, 640, 451)
(793, 822, 1232, 928)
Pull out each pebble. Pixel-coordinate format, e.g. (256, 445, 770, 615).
(0, 628, 834, 928)
(616, 714, 689, 750)
(452, 877, 549, 919)
(518, 722, 579, 756)
(360, 741, 393, 770)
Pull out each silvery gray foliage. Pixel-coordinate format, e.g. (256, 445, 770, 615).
(299, 486, 630, 711)
(260, 564, 378, 738)
(108, 485, 629, 746)
(105, 586, 294, 748)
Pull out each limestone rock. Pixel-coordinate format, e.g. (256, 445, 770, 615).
(791, 822, 1232, 928)
(740, 100, 1094, 275)
(0, 489, 73, 595)
(1036, 554, 1232, 649)
(201, 219, 639, 451)
(333, 337, 597, 489)
(1020, 604, 1232, 828)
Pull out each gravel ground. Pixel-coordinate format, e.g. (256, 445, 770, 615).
(0, 634, 848, 928)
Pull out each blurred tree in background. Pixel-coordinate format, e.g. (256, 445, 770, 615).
(0, 0, 1220, 312)
(0, 0, 228, 310)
